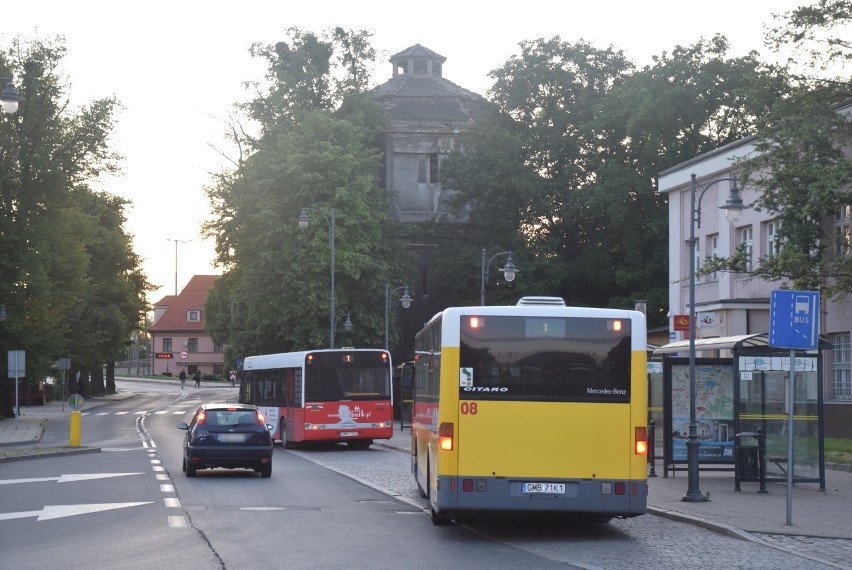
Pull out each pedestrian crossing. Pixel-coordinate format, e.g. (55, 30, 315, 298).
(80, 408, 194, 417)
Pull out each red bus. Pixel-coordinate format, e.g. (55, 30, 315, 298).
(240, 349, 394, 449)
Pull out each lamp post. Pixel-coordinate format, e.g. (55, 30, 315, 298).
(1, 78, 24, 114)
(167, 238, 191, 296)
(385, 285, 413, 351)
(299, 207, 336, 348)
(480, 249, 518, 306)
(683, 172, 746, 502)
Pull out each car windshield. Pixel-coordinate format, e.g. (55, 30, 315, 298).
(205, 410, 257, 427)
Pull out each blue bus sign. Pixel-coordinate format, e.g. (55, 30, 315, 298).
(769, 290, 820, 350)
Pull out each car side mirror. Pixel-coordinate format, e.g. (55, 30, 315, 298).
(267, 424, 275, 432)
(177, 423, 189, 430)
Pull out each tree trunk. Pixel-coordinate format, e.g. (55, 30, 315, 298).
(89, 366, 105, 396)
(106, 361, 116, 394)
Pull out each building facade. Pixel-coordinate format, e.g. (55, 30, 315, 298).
(658, 108, 852, 436)
(148, 275, 224, 377)
(371, 44, 489, 362)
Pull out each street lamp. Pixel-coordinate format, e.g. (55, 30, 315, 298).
(1, 78, 24, 114)
(480, 249, 518, 306)
(336, 313, 354, 334)
(299, 207, 336, 348)
(683, 172, 746, 503)
(385, 285, 413, 351)
(167, 238, 192, 296)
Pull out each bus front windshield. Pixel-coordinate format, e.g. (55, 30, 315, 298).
(304, 352, 392, 402)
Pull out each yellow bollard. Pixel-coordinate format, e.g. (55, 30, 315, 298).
(69, 410, 81, 447)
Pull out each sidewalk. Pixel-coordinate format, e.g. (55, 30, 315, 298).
(378, 424, 852, 541)
(4, 399, 852, 542)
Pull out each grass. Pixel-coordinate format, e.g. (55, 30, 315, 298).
(825, 438, 852, 465)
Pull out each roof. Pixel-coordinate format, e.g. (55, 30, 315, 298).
(389, 44, 446, 63)
(652, 333, 830, 355)
(148, 275, 219, 333)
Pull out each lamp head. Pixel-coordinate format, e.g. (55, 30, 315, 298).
(1, 81, 24, 114)
(400, 287, 412, 309)
(298, 209, 310, 229)
(500, 253, 518, 283)
(343, 314, 354, 333)
(721, 180, 745, 224)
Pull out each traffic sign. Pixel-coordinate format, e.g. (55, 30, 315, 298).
(68, 393, 85, 411)
(769, 290, 820, 350)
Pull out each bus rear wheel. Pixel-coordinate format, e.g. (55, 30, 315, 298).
(281, 421, 294, 449)
(431, 507, 451, 526)
(347, 439, 372, 450)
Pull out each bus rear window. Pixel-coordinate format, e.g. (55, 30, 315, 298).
(459, 315, 631, 403)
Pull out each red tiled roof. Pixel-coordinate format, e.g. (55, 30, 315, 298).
(148, 275, 220, 333)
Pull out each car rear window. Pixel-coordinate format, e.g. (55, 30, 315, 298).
(206, 410, 257, 427)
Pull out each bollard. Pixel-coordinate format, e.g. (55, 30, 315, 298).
(69, 410, 81, 447)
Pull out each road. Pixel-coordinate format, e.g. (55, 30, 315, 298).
(0, 381, 836, 569)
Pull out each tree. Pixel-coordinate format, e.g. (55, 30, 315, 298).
(439, 36, 788, 325)
(204, 28, 411, 357)
(0, 36, 148, 413)
(703, 3, 852, 298)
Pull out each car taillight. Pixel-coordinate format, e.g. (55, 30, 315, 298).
(439, 422, 454, 451)
(256, 410, 266, 424)
(635, 426, 648, 455)
(197, 410, 206, 424)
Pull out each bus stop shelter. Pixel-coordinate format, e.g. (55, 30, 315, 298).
(650, 333, 826, 490)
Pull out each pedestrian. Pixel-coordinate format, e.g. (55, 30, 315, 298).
(229, 370, 236, 387)
(193, 370, 201, 388)
(75, 371, 84, 396)
(179, 369, 186, 390)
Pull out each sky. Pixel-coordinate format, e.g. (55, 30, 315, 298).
(4, 0, 811, 305)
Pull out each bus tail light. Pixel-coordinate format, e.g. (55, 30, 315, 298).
(438, 422, 454, 451)
(635, 426, 648, 455)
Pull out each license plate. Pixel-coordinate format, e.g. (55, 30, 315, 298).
(521, 482, 565, 494)
(218, 433, 247, 443)
(339, 431, 359, 437)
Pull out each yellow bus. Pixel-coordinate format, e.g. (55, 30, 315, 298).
(411, 297, 648, 525)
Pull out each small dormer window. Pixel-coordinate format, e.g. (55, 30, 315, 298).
(413, 59, 427, 74)
(187, 310, 200, 322)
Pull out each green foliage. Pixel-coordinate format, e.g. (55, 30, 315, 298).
(0, 36, 149, 406)
(205, 29, 410, 357)
(438, 36, 787, 326)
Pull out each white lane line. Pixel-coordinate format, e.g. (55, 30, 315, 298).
(156, 474, 169, 481)
(115, 411, 129, 415)
(164, 498, 181, 508)
(168, 516, 188, 527)
(160, 484, 175, 493)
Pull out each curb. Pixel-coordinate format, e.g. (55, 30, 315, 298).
(0, 447, 101, 463)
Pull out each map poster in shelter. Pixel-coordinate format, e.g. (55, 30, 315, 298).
(670, 363, 735, 463)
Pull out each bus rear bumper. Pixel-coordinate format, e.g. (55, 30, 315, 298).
(434, 475, 648, 519)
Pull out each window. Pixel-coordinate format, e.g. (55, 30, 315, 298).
(835, 205, 851, 257)
(708, 234, 719, 280)
(418, 155, 427, 183)
(418, 154, 439, 184)
(830, 332, 851, 400)
(187, 310, 200, 322)
(739, 226, 753, 271)
(692, 238, 701, 282)
(413, 59, 427, 74)
(213, 341, 224, 353)
(766, 220, 782, 257)
(187, 338, 198, 353)
(163, 338, 172, 352)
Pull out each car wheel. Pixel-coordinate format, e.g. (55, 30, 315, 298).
(182, 456, 186, 472)
(260, 463, 272, 478)
(186, 462, 197, 477)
